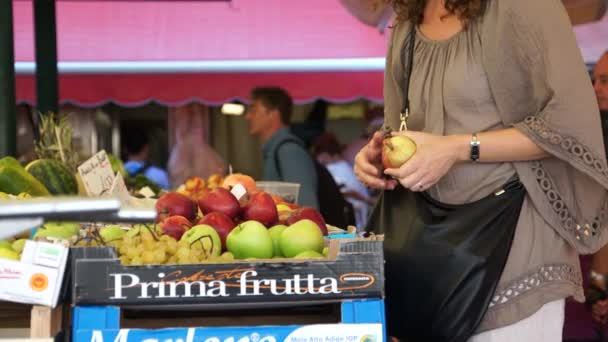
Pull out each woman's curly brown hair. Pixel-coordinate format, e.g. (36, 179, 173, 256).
(384, 0, 487, 24)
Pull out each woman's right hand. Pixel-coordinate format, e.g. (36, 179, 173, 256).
(354, 131, 396, 190)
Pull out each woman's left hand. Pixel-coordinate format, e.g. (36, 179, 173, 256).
(384, 131, 465, 192)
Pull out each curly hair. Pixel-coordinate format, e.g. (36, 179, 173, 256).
(384, 0, 487, 24)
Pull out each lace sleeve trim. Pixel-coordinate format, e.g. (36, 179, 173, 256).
(517, 116, 608, 245)
(519, 116, 608, 180)
(489, 264, 580, 308)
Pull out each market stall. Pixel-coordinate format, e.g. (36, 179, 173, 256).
(0, 113, 385, 341)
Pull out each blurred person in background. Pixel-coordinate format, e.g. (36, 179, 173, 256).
(245, 87, 319, 209)
(123, 127, 170, 190)
(342, 106, 384, 166)
(586, 51, 608, 328)
(312, 132, 373, 229)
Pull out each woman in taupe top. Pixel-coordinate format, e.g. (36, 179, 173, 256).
(355, 0, 607, 340)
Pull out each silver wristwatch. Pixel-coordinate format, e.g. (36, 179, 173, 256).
(470, 133, 480, 162)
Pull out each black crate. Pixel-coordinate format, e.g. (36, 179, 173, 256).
(71, 238, 384, 306)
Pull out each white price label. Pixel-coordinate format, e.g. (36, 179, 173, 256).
(110, 172, 131, 204)
(77, 150, 115, 197)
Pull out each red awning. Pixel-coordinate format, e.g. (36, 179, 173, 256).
(14, 0, 389, 107)
(14, 1, 606, 107)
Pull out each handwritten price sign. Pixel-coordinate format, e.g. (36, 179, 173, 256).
(110, 172, 132, 204)
(77, 150, 115, 197)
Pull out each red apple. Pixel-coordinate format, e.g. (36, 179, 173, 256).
(382, 135, 417, 169)
(197, 212, 236, 251)
(242, 191, 278, 227)
(286, 207, 328, 236)
(155, 192, 198, 222)
(198, 188, 241, 219)
(160, 215, 192, 240)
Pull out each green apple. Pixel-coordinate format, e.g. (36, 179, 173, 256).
(280, 219, 324, 258)
(11, 239, 27, 254)
(226, 221, 273, 259)
(220, 251, 234, 261)
(294, 250, 324, 259)
(322, 246, 329, 257)
(181, 224, 222, 257)
(100, 225, 126, 243)
(35, 221, 80, 240)
(268, 224, 287, 257)
(0, 248, 20, 261)
(0, 240, 12, 251)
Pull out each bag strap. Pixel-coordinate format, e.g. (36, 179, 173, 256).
(273, 139, 305, 180)
(399, 26, 417, 130)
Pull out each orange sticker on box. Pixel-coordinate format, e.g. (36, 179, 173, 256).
(29, 273, 49, 292)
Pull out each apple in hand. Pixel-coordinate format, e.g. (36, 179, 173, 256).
(280, 219, 325, 258)
(268, 224, 287, 257)
(197, 212, 236, 251)
(242, 191, 278, 227)
(156, 192, 199, 222)
(181, 224, 222, 257)
(226, 220, 274, 259)
(198, 188, 241, 220)
(286, 207, 328, 236)
(160, 215, 193, 240)
(382, 135, 417, 169)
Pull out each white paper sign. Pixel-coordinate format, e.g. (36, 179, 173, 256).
(110, 172, 131, 204)
(77, 150, 115, 197)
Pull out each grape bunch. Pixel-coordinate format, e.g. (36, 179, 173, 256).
(115, 226, 234, 266)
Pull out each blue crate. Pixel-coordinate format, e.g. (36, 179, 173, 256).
(326, 232, 358, 239)
(73, 299, 386, 342)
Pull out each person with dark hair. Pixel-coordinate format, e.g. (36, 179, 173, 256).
(245, 87, 319, 208)
(123, 129, 170, 190)
(354, 0, 607, 340)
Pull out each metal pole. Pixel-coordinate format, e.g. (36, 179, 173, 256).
(34, 0, 59, 115)
(0, 0, 17, 157)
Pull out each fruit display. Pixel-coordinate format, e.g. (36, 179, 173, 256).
(0, 156, 51, 196)
(0, 162, 337, 267)
(382, 134, 417, 169)
(35, 221, 81, 240)
(0, 238, 24, 260)
(25, 158, 78, 195)
(177, 174, 224, 200)
(221, 173, 257, 193)
(198, 187, 241, 219)
(155, 192, 199, 222)
(75, 172, 335, 266)
(102, 223, 233, 266)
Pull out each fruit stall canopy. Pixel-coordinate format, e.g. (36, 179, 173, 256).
(13, 0, 389, 107)
(13, 0, 606, 107)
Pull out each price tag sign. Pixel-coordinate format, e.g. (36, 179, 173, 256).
(110, 172, 131, 204)
(77, 150, 115, 197)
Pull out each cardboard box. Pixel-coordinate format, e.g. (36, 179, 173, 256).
(71, 238, 384, 306)
(0, 241, 69, 307)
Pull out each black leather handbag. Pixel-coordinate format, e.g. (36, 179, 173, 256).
(365, 27, 527, 342)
